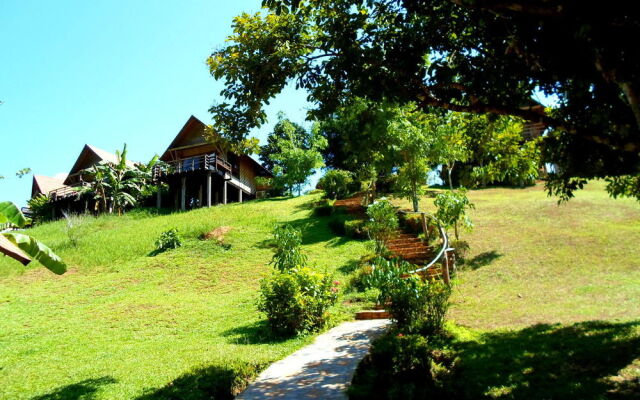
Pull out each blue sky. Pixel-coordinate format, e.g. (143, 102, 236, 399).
(0, 0, 312, 206)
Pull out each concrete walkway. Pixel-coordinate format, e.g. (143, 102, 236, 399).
(237, 319, 391, 399)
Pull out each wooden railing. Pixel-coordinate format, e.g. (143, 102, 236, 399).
(49, 185, 84, 200)
(153, 154, 232, 179)
(398, 210, 453, 284)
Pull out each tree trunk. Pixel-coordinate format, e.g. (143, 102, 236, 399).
(448, 161, 455, 190)
(454, 221, 459, 241)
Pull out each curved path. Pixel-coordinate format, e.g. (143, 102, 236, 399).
(236, 319, 391, 399)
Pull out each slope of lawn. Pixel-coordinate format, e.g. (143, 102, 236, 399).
(2, 182, 640, 399)
(0, 194, 368, 399)
(386, 181, 640, 398)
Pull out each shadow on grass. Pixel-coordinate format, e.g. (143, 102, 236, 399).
(463, 250, 502, 270)
(221, 320, 291, 345)
(135, 363, 266, 400)
(452, 320, 640, 399)
(338, 259, 360, 275)
(32, 376, 117, 400)
(293, 197, 318, 211)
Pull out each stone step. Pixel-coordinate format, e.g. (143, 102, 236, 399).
(355, 310, 391, 320)
(389, 239, 421, 244)
(391, 249, 431, 256)
(388, 243, 430, 250)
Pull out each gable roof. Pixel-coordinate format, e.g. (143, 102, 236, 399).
(64, 144, 135, 184)
(159, 115, 211, 161)
(31, 175, 68, 197)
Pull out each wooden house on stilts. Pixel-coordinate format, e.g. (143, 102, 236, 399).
(154, 116, 272, 210)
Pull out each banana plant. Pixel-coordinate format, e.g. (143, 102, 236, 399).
(0, 201, 66, 274)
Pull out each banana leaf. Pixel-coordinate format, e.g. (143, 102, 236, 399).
(0, 201, 28, 228)
(3, 232, 67, 275)
(0, 234, 31, 265)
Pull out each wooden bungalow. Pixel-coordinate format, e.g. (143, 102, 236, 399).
(31, 174, 68, 198)
(32, 144, 134, 217)
(154, 116, 272, 210)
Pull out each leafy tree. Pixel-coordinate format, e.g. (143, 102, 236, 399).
(203, 125, 260, 160)
(260, 113, 311, 170)
(0, 201, 66, 274)
(389, 108, 442, 212)
(15, 168, 32, 178)
(434, 113, 471, 189)
(459, 115, 542, 188)
(317, 98, 401, 202)
(268, 119, 326, 196)
(319, 98, 397, 173)
(208, 1, 640, 200)
(366, 198, 399, 255)
(317, 169, 355, 200)
(434, 189, 474, 241)
(0, 168, 32, 182)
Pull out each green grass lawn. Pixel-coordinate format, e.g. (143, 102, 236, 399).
(388, 181, 640, 398)
(2, 183, 639, 399)
(0, 194, 369, 399)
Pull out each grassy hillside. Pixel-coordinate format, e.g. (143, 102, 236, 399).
(1, 182, 639, 399)
(0, 194, 369, 399)
(391, 181, 640, 329)
(388, 181, 640, 398)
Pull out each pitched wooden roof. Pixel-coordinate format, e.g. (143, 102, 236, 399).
(31, 175, 68, 197)
(159, 115, 210, 161)
(159, 116, 273, 176)
(64, 144, 135, 184)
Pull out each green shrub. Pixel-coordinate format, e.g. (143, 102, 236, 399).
(398, 213, 421, 234)
(155, 228, 182, 253)
(328, 214, 348, 236)
(418, 280, 453, 337)
(366, 198, 399, 254)
(27, 194, 53, 224)
(344, 219, 368, 239)
(139, 360, 267, 400)
(257, 267, 339, 336)
(366, 258, 452, 334)
(347, 254, 378, 292)
(317, 169, 355, 200)
(313, 198, 335, 217)
(270, 224, 307, 271)
(349, 332, 455, 400)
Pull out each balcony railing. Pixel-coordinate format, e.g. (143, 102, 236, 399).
(153, 154, 233, 180)
(49, 184, 85, 200)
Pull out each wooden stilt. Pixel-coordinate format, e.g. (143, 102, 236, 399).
(223, 181, 228, 205)
(181, 176, 186, 211)
(206, 172, 212, 207)
(156, 184, 161, 209)
(239, 188, 243, 203)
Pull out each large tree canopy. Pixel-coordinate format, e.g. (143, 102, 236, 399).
(208, 0, 640, 199)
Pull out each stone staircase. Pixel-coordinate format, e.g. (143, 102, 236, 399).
(333, 195, 366, 216)
(333, 194, 440, 321)
(387, 232, 432, 265)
